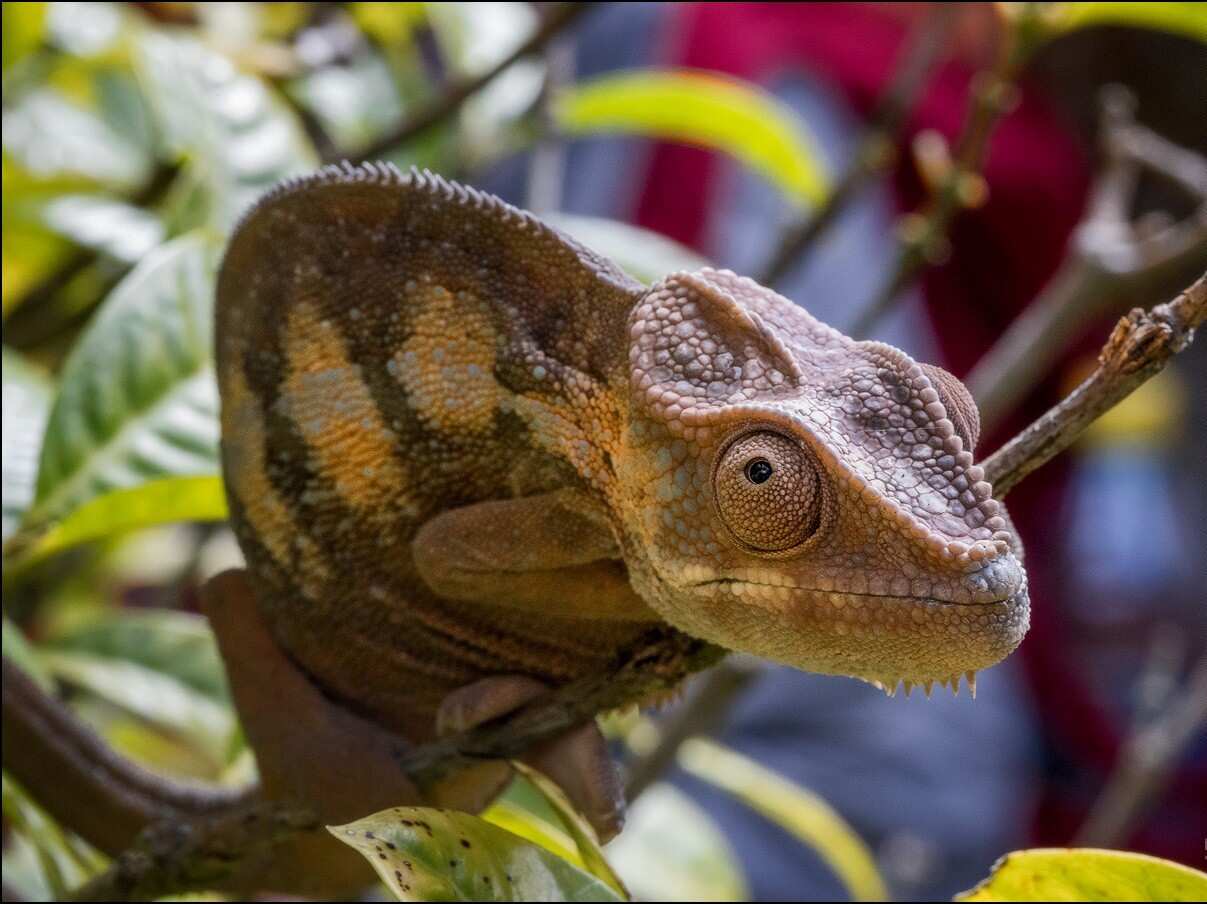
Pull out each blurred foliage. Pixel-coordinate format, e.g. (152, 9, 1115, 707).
(1039, 2, 1207, 42)
(678, 737, 889, 902)
(555, 69, 829, 208)
(958, 848, 1207, 902)
(2, 2, 1205, 900)
(605, 784, 748, 901)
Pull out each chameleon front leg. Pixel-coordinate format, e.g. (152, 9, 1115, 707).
(203, 570, 511, 894)
(412, 489, 656, 840)
(436, 675, 625, 841)
(412, 488, 658, 621)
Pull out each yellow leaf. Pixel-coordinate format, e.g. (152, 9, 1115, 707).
(555, 69, 828, 208)
(958, 848, 1207, 902)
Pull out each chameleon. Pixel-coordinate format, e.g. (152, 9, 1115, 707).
(2, 162, 1030, 896)
(213, 156, 1028, 823)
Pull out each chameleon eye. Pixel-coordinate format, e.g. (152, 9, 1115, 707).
(745, 459, 773, 484)
(714, 431, 822, 553)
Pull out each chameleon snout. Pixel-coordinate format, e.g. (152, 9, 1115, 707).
(957, 554, 1025, 605)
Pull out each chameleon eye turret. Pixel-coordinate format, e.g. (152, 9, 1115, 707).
(713, 430, 824, 553)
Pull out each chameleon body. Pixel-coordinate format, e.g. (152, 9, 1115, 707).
(217, 162, 1028, 746)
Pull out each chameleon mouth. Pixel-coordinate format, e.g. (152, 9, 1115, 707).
(697, 579, 1017, 607)
(684, 578, 1030, 696)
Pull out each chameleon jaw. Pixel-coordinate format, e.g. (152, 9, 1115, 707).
(677, 578, 1030, 694)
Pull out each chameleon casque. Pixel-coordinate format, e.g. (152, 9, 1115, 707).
(15, 160, 1027, 893)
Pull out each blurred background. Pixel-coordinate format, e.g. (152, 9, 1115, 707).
(3, 3, 1205, 901)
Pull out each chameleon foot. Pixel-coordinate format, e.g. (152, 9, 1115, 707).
(436, 676, 625, 842)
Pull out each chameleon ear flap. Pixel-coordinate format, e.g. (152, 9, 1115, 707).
(629, 269, 805, 434)
(919, 363, 981, 451)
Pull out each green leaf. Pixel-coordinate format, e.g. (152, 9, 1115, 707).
(511, 762, 627, 898)
(2, 772, 105, 900)
(40, 650, 235, 766)
(2, 88, 151, 189)
(482, 799, 585, 874)
(555, 69, 828, 207)
(288, 51, 405, 153)
(678, 738, 888, 902)
(40, 194, 164, 263)
(957, 848, 1207, 902)
(45, 607, 230, 702)
(132, 31, 317, 231)
(1, 158, 80, 315)
(20, 475, 227, 566)
(24, 233, 222, 538)
(606, 783, 747, 902)
(330, 807, 623, 902)
(2, 2, 46, 73)
(1045, 2, 1207, 43)
(2, 348, 53, 542)
(545, 214, 710, 286)
(2, 616, 55, 693)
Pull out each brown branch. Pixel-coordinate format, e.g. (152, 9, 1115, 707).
(758, 4, 957, 286)
(850, 5, 1046, 338)
(624, 656, 763, 803)
(64, 800, 319, 903)
(1074, 654, 1207, 848)
(983, 270, 1207, 496)
(341, 2, 591, 165)
(396, 629, 725, 785)
(967, 91, 1207, 431)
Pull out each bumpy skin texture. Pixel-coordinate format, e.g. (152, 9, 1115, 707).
(216, 163, 1029, 749)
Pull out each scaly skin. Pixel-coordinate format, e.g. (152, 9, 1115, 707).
(216, 163, 1028, 733)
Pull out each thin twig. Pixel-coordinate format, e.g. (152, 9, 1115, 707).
(983, 270, 1207, 496)
(1074, 654, 1207, 848)
(624, 657, 763, 803)
(968, 91, 1207, 431)
(526, 34, 575, 213)
(758, 4, 957, 286)
(396, 630, 725, 785)
(344, 2, 591, 164)
(850, 5, 1046, 338)
(64, 800, 319, 902)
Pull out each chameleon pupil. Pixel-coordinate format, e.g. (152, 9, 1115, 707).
(746, 459, 773, 484)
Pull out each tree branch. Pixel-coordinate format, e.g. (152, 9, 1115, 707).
(983, 270, 1206, 496)
(64, 799, 319, 903)
(967, 88, 1207, 431)
(397, 629, 725, 786)
(624, 656, 763, 803)
(343, 2, 591, 165)
(1074, 654, 1207, 848)
(3, 631, 724, 900)
(850, 5, 1046, 338)
(758, 4, 957, 287)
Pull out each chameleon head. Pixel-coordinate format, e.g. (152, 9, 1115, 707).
(617, 268, 1029, 693)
